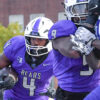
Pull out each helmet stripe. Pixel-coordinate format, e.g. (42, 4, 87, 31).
(96, 20, 100, 40)
(32, 18, 41, 34)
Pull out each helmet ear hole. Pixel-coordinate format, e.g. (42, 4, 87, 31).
(24, 17, 54, 56)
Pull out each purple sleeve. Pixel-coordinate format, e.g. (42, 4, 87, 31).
(3, 37, 16, 61)
(84, 86, 100, 100)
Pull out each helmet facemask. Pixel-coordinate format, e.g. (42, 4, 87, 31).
(24, 17, 53, 56)
(25, 36, 52, 56)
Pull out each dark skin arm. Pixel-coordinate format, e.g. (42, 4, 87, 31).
(52, 36, 100, 69)
(86, 52, 100, 69)
(85, 40, 100, 69)
(0, 53, 11, 68)
(92, 40, 100, 49)
(52, 37, 80, 58)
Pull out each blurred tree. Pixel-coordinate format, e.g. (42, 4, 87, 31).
(0, 22, 24, 53)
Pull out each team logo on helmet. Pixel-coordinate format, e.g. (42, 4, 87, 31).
(77, 0, 88, 2)
(31, 31, 39, 36)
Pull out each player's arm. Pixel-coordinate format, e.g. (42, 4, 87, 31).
(52, 37, 72, 56)
(54, 77, 58, 90)
(86, 52, 100, 69)
(86, 39, 100, 69)
(71, 34, 100, 69)
(0, 53, 11, 68)
(92, 40, 100, 49)
(52, 37, 80, 58)
(70, 0, 100, 69)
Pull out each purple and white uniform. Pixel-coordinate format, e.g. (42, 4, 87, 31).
(48, 20, 100, 92)
(52, 49, 100, 92)
(3, 36, 54, 100)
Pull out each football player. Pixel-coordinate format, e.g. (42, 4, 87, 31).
(69, 0, 100, 69)
(0, 17, 55, 100)
(48, 20, 100, 100)
(64, 0, 100, 100)
(47, 0, 100, 100)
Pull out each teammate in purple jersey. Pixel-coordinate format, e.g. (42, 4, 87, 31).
(0, 17, 55, 100)
(63, 0, 100, 100)
(47, 0, 100, 100)
(48, 19, 100, 100)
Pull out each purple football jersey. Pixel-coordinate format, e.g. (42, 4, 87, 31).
(53, 49, 100, 92)
(84, 86, 100, 100)
(3, 36, 54, 100)
(48, 19, 100, 93)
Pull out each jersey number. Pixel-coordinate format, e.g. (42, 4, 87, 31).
(80, 56, 93, 76)
(23, 77, 36, 96)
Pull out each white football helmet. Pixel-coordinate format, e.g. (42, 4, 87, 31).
(64, 0, 88, 25)
(24, 17, 54, 56)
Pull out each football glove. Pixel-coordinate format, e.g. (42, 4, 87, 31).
(71, 39, 94, 55)
(73, 27, 96, 44)
(0, 67, 18, 90)
(70, 27, 96, 55)
(39, 87, 56, 98)
(71, 35, 86, 54)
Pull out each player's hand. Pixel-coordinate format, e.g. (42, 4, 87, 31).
(72, 27, 96, 44)
(40, 87, 56, 98)
(0, 67, 18, 90)
(71, 39, 94, 55)
(70, 35, 85, 54)
(70, 27, 96, 55)
(0, 76, 15, 89)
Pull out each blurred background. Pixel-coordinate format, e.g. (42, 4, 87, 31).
(0, 0, 67, 53)
(0, 0, 66, 30)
